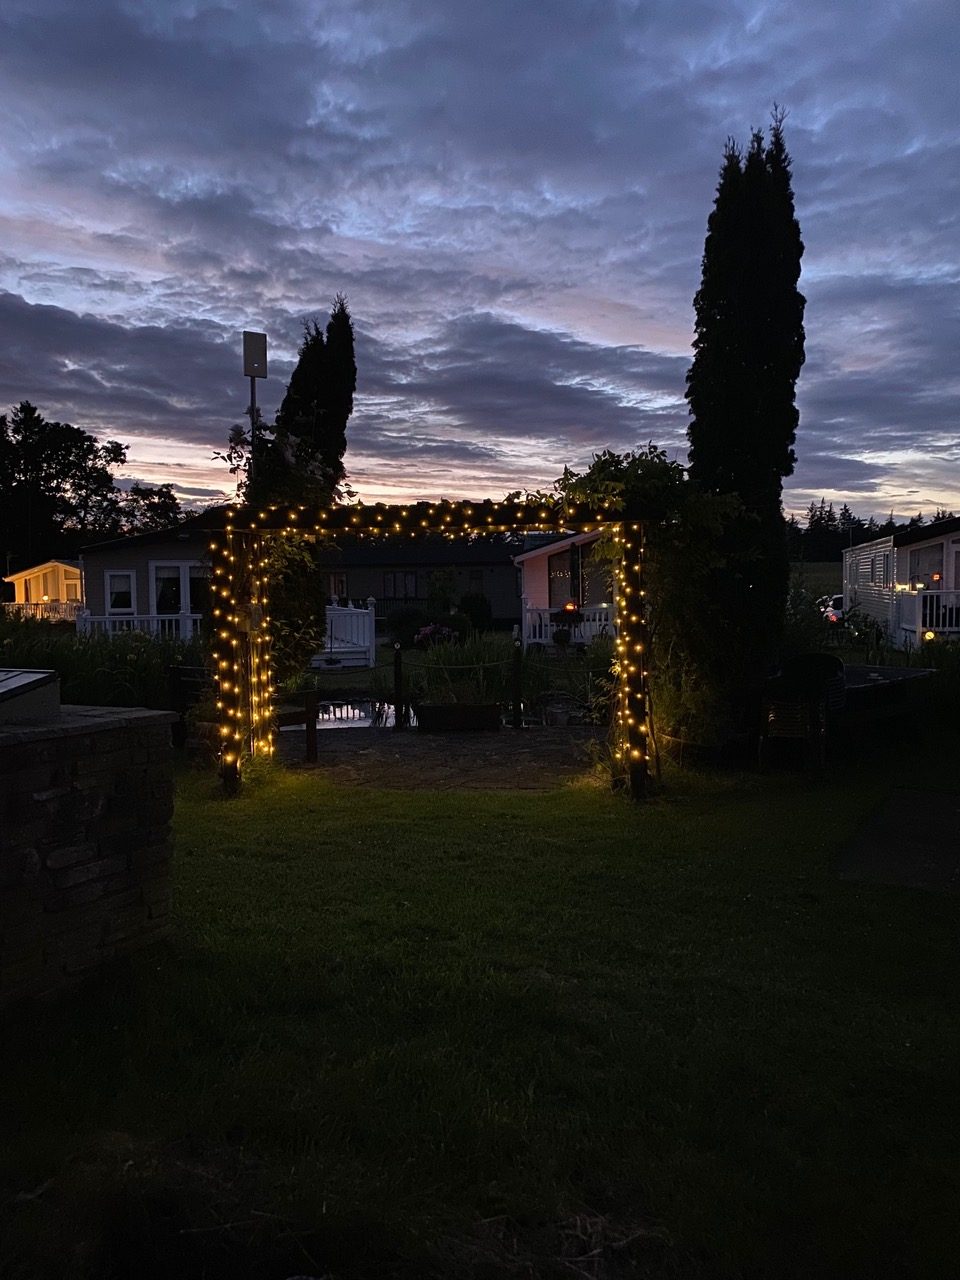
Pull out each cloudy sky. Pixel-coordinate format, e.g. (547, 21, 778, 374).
(0, 0, 957, 519)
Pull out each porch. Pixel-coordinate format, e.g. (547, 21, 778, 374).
(308, 600, 377, 669)
(3, 600, 83, 623)
(895, 590, 960, 644)
(519, 603, 616, 649)
(74, 599, 379, 666)
(76, 610, 203, 640)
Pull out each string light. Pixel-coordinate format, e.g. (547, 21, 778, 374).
(211, 497, 646, 792)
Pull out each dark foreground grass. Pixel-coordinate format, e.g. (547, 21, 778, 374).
(2, 737, 958, 1279)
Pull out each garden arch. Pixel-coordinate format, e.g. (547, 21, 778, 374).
(208, 498, 651, 797)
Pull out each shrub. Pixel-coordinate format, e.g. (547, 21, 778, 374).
(386, 605, 430, 648)
(458, 592, 493, 633)
(414, 623, 460, 648)
(411, 633, 514, 705)
(0, 614, 207, 709)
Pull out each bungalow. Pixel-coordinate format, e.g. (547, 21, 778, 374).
(79, 514, 381, 666)
(2, 560, 83, 622)
(316, 534, 523, 628)
(513, 530, 617, 648)
(77, 512, 217, 640)
(842, 514, 960, 647)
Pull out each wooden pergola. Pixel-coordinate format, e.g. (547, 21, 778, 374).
(207, 497, 652, 797)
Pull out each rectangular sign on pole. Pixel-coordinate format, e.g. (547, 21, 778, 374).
(242, 331, 267, 379)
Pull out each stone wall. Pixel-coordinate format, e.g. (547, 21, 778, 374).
(0, 706, 178, 1010)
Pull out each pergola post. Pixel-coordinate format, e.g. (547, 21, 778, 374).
(614, 521, 650, 799)
(210, 518, 274, 791)
(208, 498, 651, 796)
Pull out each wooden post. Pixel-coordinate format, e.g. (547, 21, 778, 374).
(221, 757, 241, 795)
(512, 638, 523, 729)
(615, 521, 649, 800)
(304, 689, 318, 763)
(393, 643, 404, 732)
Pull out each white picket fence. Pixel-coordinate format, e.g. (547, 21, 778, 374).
(315, 599, 377, 667)
(75, 599, 378, 666)
(520, 603, 616, 649)
(76, 611, 202, 640)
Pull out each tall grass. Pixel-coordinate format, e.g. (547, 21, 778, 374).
(368, 632, 615, 712)
(0, 615, 207, 708)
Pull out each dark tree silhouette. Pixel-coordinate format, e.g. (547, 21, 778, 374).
(0, 401, 126, 568)
(684, 110, 806, 706)
(120, 482, 184, 533)
(687, 112, 805, 514)
(263, 293, 357, 506)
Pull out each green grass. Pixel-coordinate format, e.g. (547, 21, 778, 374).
(2, 737, 958, 1279)
(791, 561, 842, 600)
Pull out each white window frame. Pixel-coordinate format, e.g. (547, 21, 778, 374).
(148, 560, 206, 615)
(105, 569, 137, 615)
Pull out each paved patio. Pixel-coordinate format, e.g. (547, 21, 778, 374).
(275, 723, 608, 790)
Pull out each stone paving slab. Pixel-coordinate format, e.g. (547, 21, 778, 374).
(275, 725, 607, 790)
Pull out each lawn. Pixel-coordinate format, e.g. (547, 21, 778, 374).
(790, 560, 841, 600)
(2, 730, 958, 1279)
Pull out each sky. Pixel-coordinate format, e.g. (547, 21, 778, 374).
(0, 0, 957, 521)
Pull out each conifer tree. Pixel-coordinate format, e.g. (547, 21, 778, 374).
(247, 294, 357, 507)
(274, 293, 356, 502)
(684, 110, 805, 703)
(687, 110, 805, 515)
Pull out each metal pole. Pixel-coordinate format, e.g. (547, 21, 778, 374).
(512, 638, 523, 729)
(304, 689, 318, 763)
(393, 643, 404, 732)
(249, 374, 257, 486)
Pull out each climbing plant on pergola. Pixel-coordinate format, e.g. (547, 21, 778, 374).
(207, 497, 652, 798)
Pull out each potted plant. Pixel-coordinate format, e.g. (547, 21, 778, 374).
(550, 605, 583, 650)
(410, 639, 503, 731)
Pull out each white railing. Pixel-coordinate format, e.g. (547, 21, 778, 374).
(72, 600, 378, 663)
(521, 603, 616, 649)
(314, 598, 377, 667)
(76, 611, 203, 640)
(3, 600, 82, 622)
(895, 590, 960, 642)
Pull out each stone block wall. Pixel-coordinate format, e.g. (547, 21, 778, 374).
(0, 707, 178, 1010)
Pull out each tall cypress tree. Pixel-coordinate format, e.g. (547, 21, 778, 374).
(259, 293, 357, 507)
(685, 111, 805, 696)
(687, 112, 805, 513)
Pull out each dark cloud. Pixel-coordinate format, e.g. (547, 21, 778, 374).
(0, 0, 955, 511)
(0, 290, 243, 444)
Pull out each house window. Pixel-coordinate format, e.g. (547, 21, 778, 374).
(329, 573, 347, 601)
(154, 565, 182, 614)
(580, 546, 608, 606)
(384, 571, 417, 600)
(65, 580, 80, 601)
(149, 562, 210, 615)
(189, 565, 210, 614)
(548, 550, 572, 608)
(107, 571, 135, 613)
(908, 544, 944, 588)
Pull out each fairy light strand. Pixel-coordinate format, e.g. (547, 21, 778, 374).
(210, 497, 647, 794)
